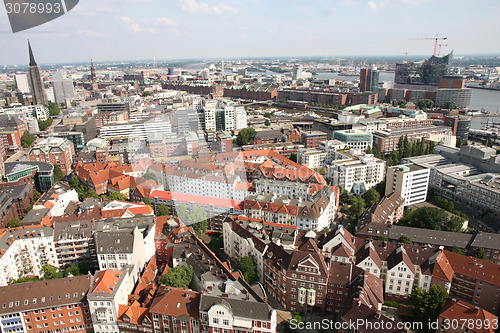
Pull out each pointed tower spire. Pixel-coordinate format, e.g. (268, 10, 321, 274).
(28, 40, 37, 66)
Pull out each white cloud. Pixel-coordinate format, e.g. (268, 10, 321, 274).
(154, 17, 177, 27)
(367, 1, 385, 11)
(77, 29, 105, 37)
(179, 0, 238, 14)
(119, 16, 156, 33)
(71, 6, 114, 17)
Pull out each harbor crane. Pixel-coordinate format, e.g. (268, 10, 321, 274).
(409, 34, 448, 56)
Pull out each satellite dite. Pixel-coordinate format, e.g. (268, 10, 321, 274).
(3, 0, 79, 33)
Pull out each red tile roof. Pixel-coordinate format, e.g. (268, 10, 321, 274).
(92, 270, 123, 294)
(150, 190, 244, 210)
(439, 299, 498, 333)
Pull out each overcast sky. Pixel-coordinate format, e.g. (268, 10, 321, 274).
(0, 0, 499, 65)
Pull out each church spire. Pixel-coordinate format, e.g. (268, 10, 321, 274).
(28, 40, 37, 66)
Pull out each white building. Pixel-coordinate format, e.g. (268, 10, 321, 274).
(385, 163, 430, 206)
(33, 182, 79, 217)
(297, 149, 327, 169)
(88, 268, 135, 333)
(99, 117, 172, 141)
(0, 226, 57, 286)
(14, 74, 30, 93)
(328, 152, 386, 195)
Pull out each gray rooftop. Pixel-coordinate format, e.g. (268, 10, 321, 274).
(199, 295, 271, 320)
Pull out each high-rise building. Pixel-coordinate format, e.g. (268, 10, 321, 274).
(395, 52, 452, 87)
(27, 41, 48, 105)
(292, 64, 303, 80)
(359, 68, 380, 93)
(90, 58, 98, 90)
(14, 74, 30, 93)
(385, 163, 430, 206)
(52, 80, 75, 104)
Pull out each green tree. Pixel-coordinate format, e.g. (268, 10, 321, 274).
(484, 138, 494, 148)
(208, 236, 224, 252)
(398, 99, 407, 108)
(42, 264, 64, 280)
(410, 286, 448, 332)
(38, 118, 53, 131)
(65, 263, 81, 277)
(391, 99, 398, 107)
(431, 196, 454, 212)
(374, 179, 386, 198)
(236, 127, 256, 146)
(417, 99, 434, 109)
(376, 235, 388, 242)
(237, 256, 259, 285)
(313, 167, 326, 175)
(450, 245, 464, 255)
(348, 197, 366, 222)
(142, 172, 158, 182)
(158, 203, 171, 216)
(12, 276, 40, 284)
(362, 188, 380, 208)
(175, 204, 188, 221)
(158, 265, 194, 288)
(21, 131, 36, 147)
(399, 207, 449, 231)
(69, 174, 80, 189)
(264, 119, 271, 127)
(87, 190, 98, 198)
(53, 164, 64, 182)
(32, 190, 41, 203)
(472, 247, 488, 260)
(108, 192, 127, 201)
(365, 146, 372, 154)
(443, 216, 464, 233)
(398, 235, 413, 245)
(47, 101, 60, 116)
(444, 101, 456, 111)
(142, 91, 152, 97)
(8, 218, 20, 228)
(289, 153, 297, 163)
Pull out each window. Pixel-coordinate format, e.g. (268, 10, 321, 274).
(223, 319, 229, 326)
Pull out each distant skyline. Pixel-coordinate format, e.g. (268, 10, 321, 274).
(0, 0, 499, 66)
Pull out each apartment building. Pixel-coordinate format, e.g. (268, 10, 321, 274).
(53, 220, 95, 268)
(328, 152, 386, 195)
(373, 126, 453, 154)
(333, 130, 373, 153)
(0, 275, 93, 333)
(87, 269, 135, 333)
(0, 226, 57, 286)
(243, 185, 338, 231)
(29, 138, 75, 176)
(385, 164, 430, 206)
(99, 117, 172, 141)
(297, 149, 327, 169)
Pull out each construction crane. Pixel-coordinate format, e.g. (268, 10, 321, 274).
(437, 44, 448, 56)
(409, 34, 448, 56)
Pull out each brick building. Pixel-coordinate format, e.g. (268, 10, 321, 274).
(29, 137, 75, 176)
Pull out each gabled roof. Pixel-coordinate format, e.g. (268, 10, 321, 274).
(92, 270, 123, 294)
(439, 299, 498, 333)
(149, 286, 200, 319)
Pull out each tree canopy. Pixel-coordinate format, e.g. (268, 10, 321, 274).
(398, 235, 413, 245)
(158, 265, 193, 288)
(410, 286, 448, 332)
(8, 218, 20, 228)
(399, 206, 464, 232)
(108, 192, 128, 201)
(237, 256, 259, 285)
(158, 203, 170, 216)
(472, 247, 488, 260)
(236, 127, 256, 146)
(142, 172, 158, 182)
(38, 118, 53, 131)
(53, 164, 64, 182)
(362, 188, 380, 208)
(417, 99, 434, 109)
(444, 101, 456, 110)
(21, 131, 36, 148)
(48, 102, 60, 116)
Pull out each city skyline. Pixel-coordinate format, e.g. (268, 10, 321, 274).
(0, 0, 499, 65)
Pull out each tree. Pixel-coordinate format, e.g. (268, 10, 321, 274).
(142, 91, 152, 97)
(8, 218, 20, 228)
(142, 172, 158, 182)
(417, 99, 434, 109)
(443, 216, 464, 233)
(87, 190, 98, 198)
(32, 190, 41, 203)
(365, 146, 372, 154)
(65, 263, 81, 277)
(376, 235, 388, 242)
(313, 167, 326, 175)
(48, 101, 60, 116)
(12, 276, 40, 284)
(236, 127, 256, 146)
(264, 119, 271, 127)
(108, 192, 127, 201)
(444, 101, 456, 111)
(38, 118, 53, 131)
(42, 264, 64, 280)
(484, 137, 494, 148)
(237, 256, 259, 285)
(143, 197, 153, 207)
(472, 247, 488, 260)
(158, 265, 193, 288)
(192, 219, 208, 235)
(450, 245, 464, 255)
(362, 188, 380, 208)
(410, 286, 448, 332)
(158, 204, 170, 216)
(21, 131, 36, 148)
(398, 99, 407, 108)
(374, 179, 386, 198)
(391, 99, 398, 107)
(398, 235, 413, 245)
(348, 197, 365, 222)
(69, 174, 80, 189)
(399, 207, 449, 231)
(175, 204, 188, 222)
(431, 196, 454, 212)
(289, 153, 297, 163)
(53, 164, 64, 182)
